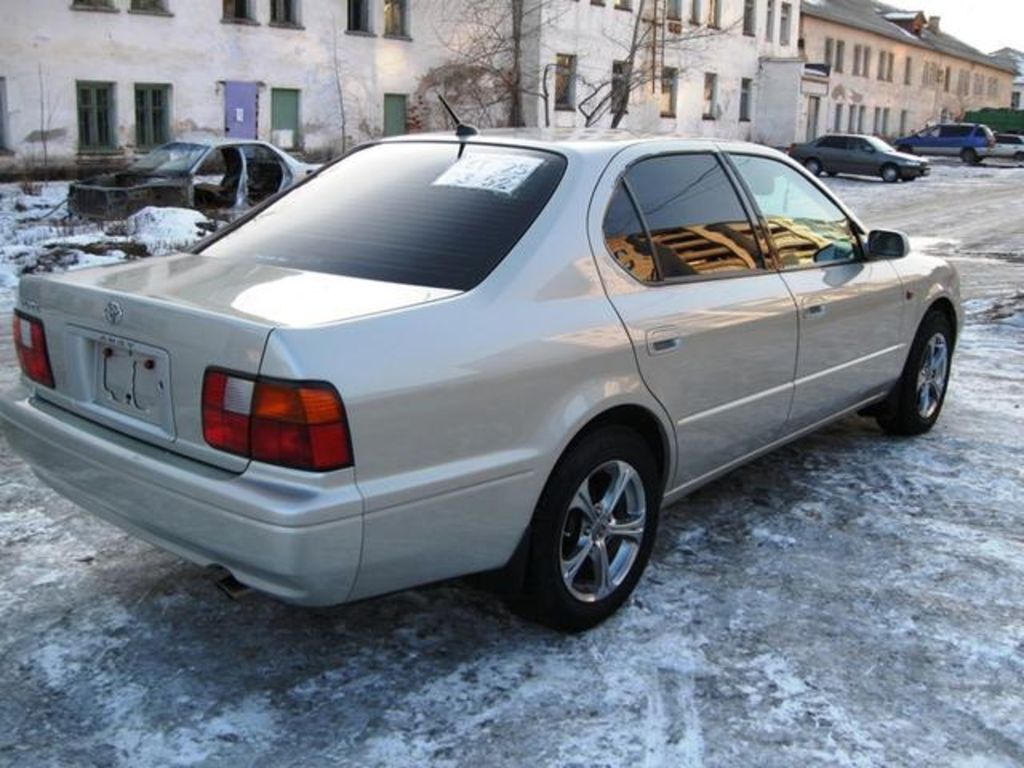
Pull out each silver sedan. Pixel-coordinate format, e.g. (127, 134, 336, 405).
(1, 133, 961, 631)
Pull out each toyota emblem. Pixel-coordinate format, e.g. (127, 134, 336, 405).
(104, 301, 124, 325)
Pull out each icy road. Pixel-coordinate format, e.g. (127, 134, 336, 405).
(0, 162, 1022, 767)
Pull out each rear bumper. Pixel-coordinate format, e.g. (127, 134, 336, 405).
(0, 392, 364, 605)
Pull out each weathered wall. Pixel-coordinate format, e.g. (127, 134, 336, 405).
(801, 15, 1015, 139)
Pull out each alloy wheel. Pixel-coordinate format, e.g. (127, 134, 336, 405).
(559, 460, 646, 603)
(916, 332, 949, 420)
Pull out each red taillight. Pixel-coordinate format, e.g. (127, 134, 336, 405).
(12, 311, 55, 388)
(202, 369, 352, 471)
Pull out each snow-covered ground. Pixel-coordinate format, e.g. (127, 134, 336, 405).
(0, 163, 1022, 767)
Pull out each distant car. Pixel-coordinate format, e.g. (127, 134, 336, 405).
(2, 132, 963, 631)
(990, 133, 1024, 163)
(789, 134, 930, 183)
(68, 139, 321, 220)
(893, 123, 996, 165)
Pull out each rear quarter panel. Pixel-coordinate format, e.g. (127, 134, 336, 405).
(258, 155, 673, 599)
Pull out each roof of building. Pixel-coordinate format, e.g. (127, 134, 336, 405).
(800, 0, 1017, 74)
(990, 47, 1024, 81)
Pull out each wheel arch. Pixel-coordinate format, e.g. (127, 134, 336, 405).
(565, 404, 673, 490)
(927, 296, 959, 348)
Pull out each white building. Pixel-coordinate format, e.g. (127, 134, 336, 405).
(799, 0, 1015, 141)
(0, 0, 808, 176)
(990, 48, 1024, 110)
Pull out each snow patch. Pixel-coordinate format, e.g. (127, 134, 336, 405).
(125, 207, 211, 256)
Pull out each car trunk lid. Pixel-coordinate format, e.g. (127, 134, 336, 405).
(17, 253, 459, 472)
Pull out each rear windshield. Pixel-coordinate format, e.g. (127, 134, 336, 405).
(199, 142, 566, 291)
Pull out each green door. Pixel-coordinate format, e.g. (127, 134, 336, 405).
(271, 88, 300, 148)
(383, 93, 407, 137)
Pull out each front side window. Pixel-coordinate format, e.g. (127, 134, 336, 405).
(606, 153, 762, 281)
(201, 143, 566, 291)
(77, 82, 116, 151)
(731, 154, 860, 270)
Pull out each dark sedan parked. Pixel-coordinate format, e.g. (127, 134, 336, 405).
(789, 135, 930, 183)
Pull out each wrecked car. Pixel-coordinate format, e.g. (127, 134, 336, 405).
(68, 139, 321, 220)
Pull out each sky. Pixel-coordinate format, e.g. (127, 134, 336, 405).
(911, 0, 1024, 53)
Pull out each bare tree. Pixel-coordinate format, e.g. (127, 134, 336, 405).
(329, 14, 349, 154)
(575, 0, 738, 128)
(432, 0, 568, 128)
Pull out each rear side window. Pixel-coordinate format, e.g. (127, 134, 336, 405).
(940, 125, 972, 138)
(605, 153, 762, 281)
(200, 143, 566, 291)
(817, 136, 846, 149)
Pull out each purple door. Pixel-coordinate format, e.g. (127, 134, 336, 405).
(224, 81, 258, 139)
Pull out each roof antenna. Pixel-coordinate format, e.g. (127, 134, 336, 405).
(438, 94, 479, 140)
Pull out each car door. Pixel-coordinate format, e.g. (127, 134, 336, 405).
(594, 150, 799, 486)
(727, 153, 906, 429)
(850, 137, 879, 175)
(815, 136, 844, 173)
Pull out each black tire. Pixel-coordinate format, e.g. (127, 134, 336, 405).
(881, 164, 900, 183)
(897, 145, 914, 154)
(804, 158, 823, 176)
(826, 171, 839, 177)
(1015, 151, 1024, 165)
(511, 426, 661, 632)
(960, 148, 979, 165)
(877, 310, 954, 436)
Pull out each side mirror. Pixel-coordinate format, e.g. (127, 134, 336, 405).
(867, 229, 910, 260)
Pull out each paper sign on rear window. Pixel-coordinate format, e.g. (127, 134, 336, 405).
(432, 154, 544, 196)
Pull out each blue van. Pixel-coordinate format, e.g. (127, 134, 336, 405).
(894, 123, 996, 164)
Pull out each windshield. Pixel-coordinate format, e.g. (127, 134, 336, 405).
(200, 142, 567, 291)
(128, 143, 209, 175)
(865, 136, 896, 152)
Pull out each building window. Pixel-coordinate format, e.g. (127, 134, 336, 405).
(615, 0, 632, 9)
(882, 107, 890, 135)
(858, 105, 866, 133)
(1011, 92, 1020, 109)
(271, 0, 299, 25)
(872, 107, 881, 134)
(0, 78, 7, 151)
(877, 51, 885, 81)
(660, 67, 678, 117)
(703, 72, 718, 119)
(271, 88, 301, 148)
(383, 93, 407, 136)
(384, 0, 408, 36)
(779, 2, 791, 45)
(135, 84, 169, 149)
(833, 103, 843, 132)
(739, 77, 752, 121)
(899, 109, 908, 135)
(691, 0, 702, 25)
(973, 73, 983, 96)
(555, 54, 577, 110)
(834, 40, 845, 72)
(862, 47, 871, 78)
(73, 0, 116, 9)
(77, 81, 116, 151)
(611, 60, 629, 116)
(742, 0, 755, 35)
(852, 45, 861, 76)
(904, 57, 912, 85)
(988, 77, 999, 98)
(847, 105, 857, 133)
(222, 0, 253, 21)
(805, 96, 821, 140)
(708, 0, 721, 29)
(666, 0, 682, 20)
(130, 0, 167, 11)
(348, 0, 371, 32)
(824, 38, 834, 67)
(765, 0, 775, 41)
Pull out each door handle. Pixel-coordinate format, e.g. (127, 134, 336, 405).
(801, 302, 827, 319)
(646, 327, 682, 355)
